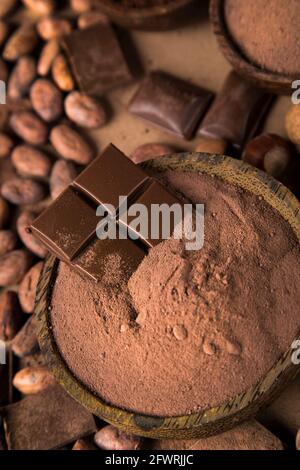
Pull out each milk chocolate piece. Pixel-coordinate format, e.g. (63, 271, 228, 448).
(63, 24, 132, 96)
(129, 71, 213, 140)
(1, 385, 96, 450)
(197, 71, 273, 150)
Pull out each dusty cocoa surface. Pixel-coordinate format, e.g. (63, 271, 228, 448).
(51, 171, 300, 417)
(225, 0, 300, 75)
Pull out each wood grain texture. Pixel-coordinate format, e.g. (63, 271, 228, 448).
(35, 152, 300, 439)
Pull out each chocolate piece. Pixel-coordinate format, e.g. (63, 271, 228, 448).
(1, 384, 96, 450)
(129, 71, 213, 140)
(63, 23, 132, 96)
(197, 71, 273, 150)
(11, 315, 39, 358)
(119, 180, 182, 248)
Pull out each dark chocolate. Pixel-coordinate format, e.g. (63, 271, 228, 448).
(1, 385, 96, 450)
(129, 71, 213, 140)
(197, 71, 273, 150)
(63, 24, 132, 96)
(30, 145, 185, 282)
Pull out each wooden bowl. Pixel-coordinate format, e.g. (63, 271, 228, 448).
(92, 0, 196, 30)
(210, 0, 296, 95)
(35, 152, 300, 439)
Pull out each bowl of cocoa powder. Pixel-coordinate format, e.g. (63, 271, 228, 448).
(210, 0, 300, 94)
(92, 0, 196, 30)
(35, 152, 300, 439)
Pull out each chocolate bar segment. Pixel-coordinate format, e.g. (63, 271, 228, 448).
(63, 24, 132, 96)
(129, 71, 213, 140)
(197, 71, 273, 150)
(30, 187, 99, 262)
(73, 144, 149, 210)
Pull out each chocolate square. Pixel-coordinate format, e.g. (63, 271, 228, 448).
(129, 71, 213, 140)
(197, 71, 273, 150)
(30, 187, 99, 261)
(1, 385, 96, 450)
(63, 23, 132, 96)
(73, 144, 149, 210)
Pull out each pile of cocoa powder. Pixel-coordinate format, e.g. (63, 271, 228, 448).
(51, 170, 300, 417)
(225, 0, 300, 75)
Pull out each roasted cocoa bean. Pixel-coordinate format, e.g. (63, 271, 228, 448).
(8, 56, 37, 100)
(37, 16, 71, 41)
(130, 143, 174, 164)
(65, 91, 106, 129)
(78, 11, 109, 29)
(50, 159, 77, 200)
(72, 438, 97, 451)
(13, 365, 55, 394)
(37, 39, 60, 77)
(11, 314, 39, 357)
(0, 20, 9, 46)
(50, 124, 94, 164)
(94, 426, 142, 451)
(30, 79, 63, 123)
(71, 0, 93, 13)
(1, 177, 45, 205)
(0, 230, 17, 257)
(0, 290, 24, 341)
(0, 132, 14, 159)
(0, 0, 17, 18)
(22, 0, 56, 16)
(0, 250, 32, 286)
(3, 25, 38, 62)
(9, 111, 48, 145)
(18, 261, 44, 313)
(52, 54, 75, 92)
(11, 145, 52, 180)
(17, 211, 48, 258)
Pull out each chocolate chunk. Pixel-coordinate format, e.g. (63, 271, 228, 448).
(197, 71, 273, 150)
(129, 71, 213, 140)
(1, 384, 96, 450)
(63, 23, 132, 95)
(11, 315, 39, 358)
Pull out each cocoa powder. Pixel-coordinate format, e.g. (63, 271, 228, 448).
(225, 0, 300, 75)
(51, 171, 300, 417)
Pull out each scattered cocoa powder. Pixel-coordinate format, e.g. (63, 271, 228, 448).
(51, 171, 300, 417)
(225, 0, 300, 75)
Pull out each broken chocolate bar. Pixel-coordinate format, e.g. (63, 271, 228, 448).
(30, 144, 184, 282)
(197, 71, 273, 150)
(129, 71, 213, 140)
(1, 384, 96, 450)
(63, 23, 132, 96)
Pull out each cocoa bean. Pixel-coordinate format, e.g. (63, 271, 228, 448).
(52, 54, 75, 92)
(9, 111, 48, 145)
(65, 91, 106, 129)
(72, 438, 97, 451)
(0, 291, 24, 341)
(50, 124, 94, 164)
(11, 314, 39, 357)
(37, 39, 60, 77)
(0, 0, 17, 18)
(37, 16, 72, 41)
(17, 211, 48, 258)
(0, 58, 8, 82)
(30, 79, 63, 123)
(50, 159, 77, 200)
(0, 20, 9, 46)
(18, 261, 44, 313)
(130, 143, 174, 164)
(71, 0, 93, 13)
(78, 11, 109, 29)
(13, 365, 55, 394)
(22, 0, 56, 16)
(8, 56, 37, 101)
(0, 250, 32, 286)
(3, 25, 38, 62)
(94, 425, 142, 451)
(11, 145, 52, 181)
(0, 197, 9, 229)
(0, 230, 17, 257)
(1, 177, 45, 205)
(0, 132, 14, 159)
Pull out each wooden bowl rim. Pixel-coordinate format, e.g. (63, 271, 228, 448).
(209, 0, 296, 93)
(93, 0, 194, 19)
(35, 152, 300, 439)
